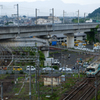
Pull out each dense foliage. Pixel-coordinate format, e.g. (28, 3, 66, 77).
(38, 51, 45, 67)
(87, 27, 98, 44)
(88, 7, 100, 18)
(38, 51, 45, 61)
(72, 18, 85, 23)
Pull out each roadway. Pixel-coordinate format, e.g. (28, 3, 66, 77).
(0, 23, 100, 39)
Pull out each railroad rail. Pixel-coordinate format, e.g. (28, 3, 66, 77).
(63, 78, 96, 100)
(63, 76, 100, 100)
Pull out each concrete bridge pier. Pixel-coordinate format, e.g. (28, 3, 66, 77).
(42, 51, 49, 58)
(66, 33, 74, 48)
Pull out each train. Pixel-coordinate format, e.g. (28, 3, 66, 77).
(86, 63, 100, 77)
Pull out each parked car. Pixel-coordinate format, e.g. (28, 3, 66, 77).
(42, 67, 54, 71)
(26, 66, 36, 71)
(13, 66, 22, 71)
(42, 68, 46, 70)
(0, 67, 7, 70)
(83, 62, 89, 68)
(59, 67, 62, 71)
(59, 67, 72, 71)
(52, 61, 60, 65)
(66, 68, 72, 71)
(3, 67, 7, 70)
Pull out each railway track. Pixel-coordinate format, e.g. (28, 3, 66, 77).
(63, 78, 95, 100)
(62, 56, 100, 100)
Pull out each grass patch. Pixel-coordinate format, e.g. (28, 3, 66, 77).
(0, 74, 9, 79)
(18, 77, 23, 81)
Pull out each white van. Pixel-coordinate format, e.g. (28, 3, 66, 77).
(26, 66, 36, 71)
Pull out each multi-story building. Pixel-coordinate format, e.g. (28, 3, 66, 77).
(34, 15, 62, 25)
(50, 33, 86, 46)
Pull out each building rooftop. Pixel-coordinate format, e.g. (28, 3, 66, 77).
(43, 73, 62, 77)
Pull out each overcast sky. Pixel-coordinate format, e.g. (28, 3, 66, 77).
(0, 0, 100, 5)
(0, 0, 99, 17)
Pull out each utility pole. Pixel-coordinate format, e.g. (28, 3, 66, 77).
(14, 60, 17, 85)
(97, 13, 98, 22)
(77, 60, 80, 78)
(35, 42, 40, 100)
(14, 4, 20, 37)
(95, 75, 97, 100)
(60, 49, 62, 68)
(37, 50, 40, 100)
(17, 4, 19, 27)
(51, 58, 53, 94)
(35, 43, 37, 93)
(0, 5, 3, 15)
(63, 10, 66, 24)
(0, 5, 3, 8)
(1, 82, 3, 100)
(84, 13, 86, 23)
(35, 8, 37, 25)
(29, 65, 31, 99)
(78, 10, 79, 24)
(52, 8, 54, 25)
(78, 63, 80, 78)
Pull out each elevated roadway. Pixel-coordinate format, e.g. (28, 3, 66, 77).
(0, 23, 100, 39)
(0, 23, 100, 48)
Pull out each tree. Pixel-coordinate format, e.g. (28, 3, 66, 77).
(38, 51, 45, 67)
(87, 25, 99, 44)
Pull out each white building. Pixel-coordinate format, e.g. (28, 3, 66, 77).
(85, 19, 92, 23)
(50, 32, 86, 45)
(34, 16, 62, 25)
(43, 73, 62, 86)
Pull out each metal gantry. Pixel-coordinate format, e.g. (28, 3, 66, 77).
(0, 45, 39, 65)
(0, 44, 40, 99)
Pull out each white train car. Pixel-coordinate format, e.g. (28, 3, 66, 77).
(86, 63, 100, 77)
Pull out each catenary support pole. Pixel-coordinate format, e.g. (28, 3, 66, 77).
(29, 65, 31, 99)
(1, 82, 3, 100)
(35, 8, 37, 25)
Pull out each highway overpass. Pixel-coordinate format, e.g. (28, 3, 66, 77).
(0, 23, 100, 48)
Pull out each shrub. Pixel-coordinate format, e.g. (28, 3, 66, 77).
(19, 70, 24, 74)
(6, 71, 9, 74)
(53, 66, 58, 70)
(11, 81, 14, 84)
(11, 71, 14, 74)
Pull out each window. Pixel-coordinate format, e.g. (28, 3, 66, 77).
(86, 68, 95, 72)
(74, 36, 76, 38)
(55, 78, 57, 81)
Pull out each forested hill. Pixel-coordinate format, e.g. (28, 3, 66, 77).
(88, 7, 100, 18)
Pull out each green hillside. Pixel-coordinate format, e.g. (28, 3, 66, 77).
(88, 7, 100, 18)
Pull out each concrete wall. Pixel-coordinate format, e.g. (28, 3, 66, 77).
(0, 38, 48, 47)
(76, 37, 83, 41)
